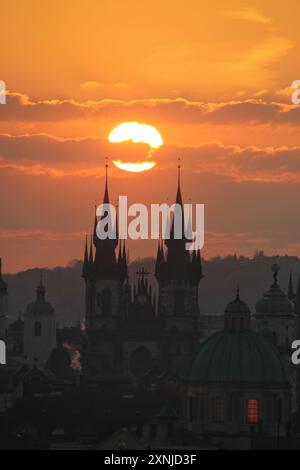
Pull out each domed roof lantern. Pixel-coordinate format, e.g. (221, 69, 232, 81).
(25, 271, 55, 317)
(224, 285, 251, 331)
(188, 284, 287, 384)
(255, 264, 294, 316)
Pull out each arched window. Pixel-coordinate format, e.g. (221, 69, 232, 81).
(34, 321, 42, 337)
(174, 288, 185, 315)
(213, 397, 225, 423)
(247, 398, 259, 424)
(102, 288, 112, 316)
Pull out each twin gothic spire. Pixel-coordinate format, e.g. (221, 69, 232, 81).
(83, 160, 203, 284)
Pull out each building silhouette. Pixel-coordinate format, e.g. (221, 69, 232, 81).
(82, 164, 203, 378)
(1, 164, 300, 448)
(23, 272, 56, 367)
(186, 288, 291, 437)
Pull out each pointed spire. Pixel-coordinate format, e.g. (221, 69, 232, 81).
(93, 204, 98, 245)
(185, 198, 193, 241)
(175, 157, 183, 206)
(288, 272, 295, 300)
(103, 158, 109, 204)
(82, 235, 89, 277)
(155, 234, 165, 279)
(89, 234, 93, 263)
(122, 240, 128, 279)
(84, 235, 88, 263)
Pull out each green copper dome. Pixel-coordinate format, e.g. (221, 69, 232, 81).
(189, 329, 287, 384)
(256, 285, 294, 315)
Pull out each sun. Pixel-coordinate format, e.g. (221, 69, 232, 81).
(108, 121, 163, 172)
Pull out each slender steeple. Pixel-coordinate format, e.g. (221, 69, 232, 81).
(84, 235, 88, 263)
(224, 286, 251, 331)
(155, 235, 165, 280)
(175, 157, 183, 206)
(82, 235, 88, 278)
(103, 157, 109, 204)
(118, 240, 128, 279)
(89, 234, 93, 263)
(164, 162, 196, 281)
(93, 205, 98, 245)
(90, 160, 121, 279)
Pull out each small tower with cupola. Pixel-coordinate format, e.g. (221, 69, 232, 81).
(23, 272, 56, 368)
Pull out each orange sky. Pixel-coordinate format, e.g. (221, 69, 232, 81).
(1, 0, 300, 272)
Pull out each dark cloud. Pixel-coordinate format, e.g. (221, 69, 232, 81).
(1, 92, 300, 126)
(1, 133, 299, 182)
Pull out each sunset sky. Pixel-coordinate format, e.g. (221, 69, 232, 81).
(1, 0, 300, 272)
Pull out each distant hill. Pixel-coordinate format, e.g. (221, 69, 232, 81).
(4, 252, 300, 326)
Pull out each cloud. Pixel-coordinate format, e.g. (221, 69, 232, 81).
(114, 82, 131, 90)
(0, 133, 300, 183)
(1, 91, 300, 127)
(0, 228, 84, 241)
(80, 81, 103, 90)
(220, 7, 272, 24)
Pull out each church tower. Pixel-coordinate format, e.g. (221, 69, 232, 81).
(83, 163, 129, 331)
(82, 164, 130, 376)
(23, 272, 56, 368)
(0, 258, 8, 341)
(155, 163, 203, 333)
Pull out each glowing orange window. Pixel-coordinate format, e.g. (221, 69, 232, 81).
(247, 398, 259, 424)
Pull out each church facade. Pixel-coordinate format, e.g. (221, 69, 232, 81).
(82, 165, 203, 379)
